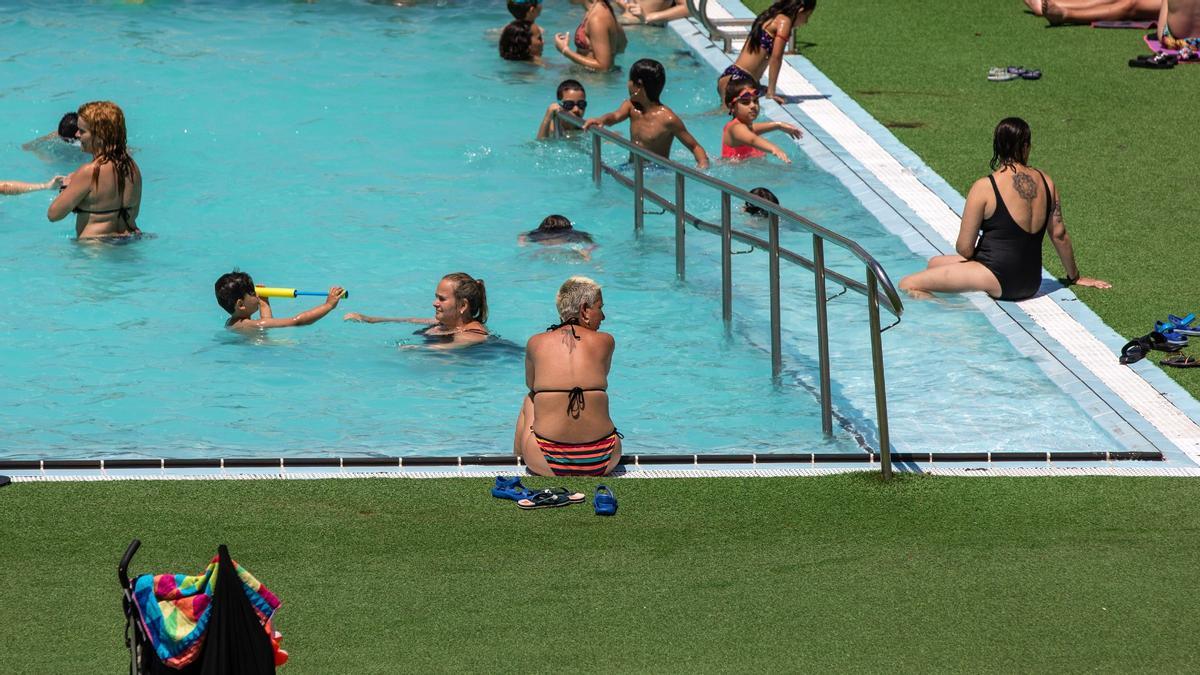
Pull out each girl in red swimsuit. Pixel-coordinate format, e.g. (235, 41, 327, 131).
(720, 79, 802, 163)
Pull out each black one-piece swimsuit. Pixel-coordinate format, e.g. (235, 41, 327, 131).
(971, 172, 1051, 301)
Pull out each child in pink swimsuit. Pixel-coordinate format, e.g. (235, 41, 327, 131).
(720, 78, 802, 162)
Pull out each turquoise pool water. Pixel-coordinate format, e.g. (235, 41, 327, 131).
(0, 1, 1133, 460)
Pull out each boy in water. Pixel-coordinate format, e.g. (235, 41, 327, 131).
(507, 0, 541, 23)
(584, 58, 709, 169)
(519, 214, 598, 260)
(536, 80, 588, 139)
(214, 271, 344, 330)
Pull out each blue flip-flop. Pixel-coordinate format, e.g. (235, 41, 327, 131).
(491, 476, 535, 501)
(594, 485, 617, 516)
(1166, 313, 1200, 336)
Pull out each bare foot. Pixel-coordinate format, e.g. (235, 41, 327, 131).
(1023, 0, 1043, 15)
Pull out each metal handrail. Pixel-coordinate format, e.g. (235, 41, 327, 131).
(553, 111, 902, 477)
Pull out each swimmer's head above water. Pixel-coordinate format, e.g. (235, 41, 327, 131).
(57, 112, 80, 144)
(507, 0, 541, 22)
(215, 270, 260, 317)
(499, 20, 544, 61)
(557, 79, 587, 117)
(437, 272, 489, 326)
(555, 275, 604, 329)
(627, 59, 665, 105)
(744, 186, 779, 217)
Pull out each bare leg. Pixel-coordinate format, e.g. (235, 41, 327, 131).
(899, 259, 1002, 299)
(604, 437, 623, 475)
(1040, 0, 1159, 24)
(515, 397, 556, 476)
(927, 254, 969, 269)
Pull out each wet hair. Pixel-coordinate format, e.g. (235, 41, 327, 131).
(214, 271, 256, 315)
(748, 0, 816, 53)
(990, 117, 1031, 170)
(507, 0, 539, 21)
(723, 77, 760, 110)
(629, 59, 666, 104)
(538, 214, 572, 231)
(443, 272, 488, 324)
(556, 276, 602, 323)
(556, 79, 585, 100)
(499, 21, 536, 61)
(78, 101, 139, 232)
(57, 112, 79, 141)
(744, 187, 780, 217)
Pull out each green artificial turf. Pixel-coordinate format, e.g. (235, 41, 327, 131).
(3, 475, 1200, 672)
(745, 0, 1200, 397)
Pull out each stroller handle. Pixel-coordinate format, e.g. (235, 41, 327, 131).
(118, 539, 141, 588)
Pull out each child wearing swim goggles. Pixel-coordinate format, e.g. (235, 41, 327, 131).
(720, 78, 802, 163)
(536, 79, 588, 139)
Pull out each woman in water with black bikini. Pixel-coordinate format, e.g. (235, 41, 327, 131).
(554, 0, 627, 72)
(343, 272, 490, 349)
(717, 0, 816, 104)
(514, 276, 621, 476)
(899, 117, 1110, 301)
(47, 101, 142, 239)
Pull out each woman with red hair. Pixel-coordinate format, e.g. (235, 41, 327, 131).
(48, 101, 142, 239)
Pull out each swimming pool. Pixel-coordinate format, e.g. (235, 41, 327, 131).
(0, 1, 1144, 461)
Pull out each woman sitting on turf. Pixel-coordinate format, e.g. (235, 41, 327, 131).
(1159, 0, 1200, 50)
(343, 272, 490, 349)
(554, 0, 627, 72)
(47, 101, 142, 239)
(514, 276, 621, 477)
(899, 117, 1110, 301)
(717, 0, 816, 105)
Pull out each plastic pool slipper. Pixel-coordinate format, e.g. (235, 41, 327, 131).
(491, 475, 535, 501)
(545, 487, 586, 504)
(1157, 328, 1190, 346)
(593, 485, 617, 516)
(1165, 313, 1200, 336)
(1129, 52, 1177, 68)
(517, 489, 575, 510)
(1161, 354, 1200, 368)
(987, 67, 1018, 81)
(1005, 66, 1042, 79)
(1120, 338, 1149, 365)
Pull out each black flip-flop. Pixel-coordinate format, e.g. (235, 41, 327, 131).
(1161, 354, 1200, 368)
(517, 489, 574, 510)
(1129, 52, 1177, 68)
(1120, 338, 1150, 364)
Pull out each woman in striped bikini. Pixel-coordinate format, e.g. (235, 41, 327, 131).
(514, 276, 622, 476)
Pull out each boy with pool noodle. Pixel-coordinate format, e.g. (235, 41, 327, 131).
(215, 271, 344, 330)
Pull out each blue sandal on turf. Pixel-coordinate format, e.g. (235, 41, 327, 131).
(1154, 326, 1190, 346)
(1166, 313, 1200, 336)
(491, 476, 535, 501)
(594, 485, 617, 516)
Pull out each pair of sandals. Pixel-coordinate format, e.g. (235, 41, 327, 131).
(1129, 52, 1179, 69)
(492, 476, 617, 515)
(1119, 314, 1199, 365)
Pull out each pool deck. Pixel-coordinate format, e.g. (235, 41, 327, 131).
(6, 3, 1200, 482)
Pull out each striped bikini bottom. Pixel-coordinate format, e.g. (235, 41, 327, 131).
(534, 429, 622, 476)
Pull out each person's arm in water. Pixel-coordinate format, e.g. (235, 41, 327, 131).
(730, 122, 791, 163)
(536, 103, 563, 140)
(235, 287, 345, 330)
(48, 164, 93, 221)
(343, 312, 436, 324)
(667, 112, 710, 169)
(1046, 179, 1111, 289)
(2, 176, 63, 195)
(954, 178, 989, 259)
(764, 17, 793, 104)
(21, 132, 58, 152)
(583, 100, 634, 129)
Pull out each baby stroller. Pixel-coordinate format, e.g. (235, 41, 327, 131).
(118, 539, 286, 674)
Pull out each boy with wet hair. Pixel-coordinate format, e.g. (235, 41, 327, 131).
(583, 58, 709, 169)
(214, 270, 345, 330)
(536, 79, 588, 139)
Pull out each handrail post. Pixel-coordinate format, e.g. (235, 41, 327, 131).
(867, 271, 892, 480)
(675, 173, 686, 281)
(591, 133, 602, 188)
(720, 192, 732, 330)
(634, 155, 645, 235)
(812, 236, 832, 437)
(768, 213, 781, 381)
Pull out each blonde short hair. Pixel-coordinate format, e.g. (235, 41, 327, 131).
(555, 276, 602, 322)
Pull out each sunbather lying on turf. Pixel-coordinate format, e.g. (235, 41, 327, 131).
(899, 117, 1110, 301)
(1023, 0, 1159, 25)
(514, 276, 621, 477)
(1159, 0, 1200, 49)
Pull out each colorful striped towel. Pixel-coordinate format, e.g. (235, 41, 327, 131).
(132, 554, 280, 668)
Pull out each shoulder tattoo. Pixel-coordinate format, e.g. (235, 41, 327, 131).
(1013, 172, 1037, 202)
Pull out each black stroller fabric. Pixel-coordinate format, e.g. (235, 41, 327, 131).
(197, 545, 275, 674)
